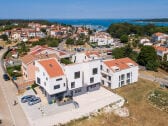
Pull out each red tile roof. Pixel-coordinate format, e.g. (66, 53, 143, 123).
(154, 46, 168, 52)
(38, 58, 64, 78)
(104, 57, 138, 71)
(85, 51, 100, 58)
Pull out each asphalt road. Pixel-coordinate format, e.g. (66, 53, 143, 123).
(0, 49, 29, 126)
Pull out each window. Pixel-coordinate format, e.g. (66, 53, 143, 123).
(121, 74, 125, 80)
(44, 82, 46, 86)
(75, 88, 81, 93)
(64, 83, 66, 87)
(93, 68, 98, 75)
(54, 85, 60, 89)
(46, 77, 48, 81)
(100, 65, 103, 70)
(127, 79, 130, 84)
(90, 77, 94, 83)
(108, 82, 111, 87)
(43, 72, 45, 76)
(121, 81, 125, 86)
(74, 71, 80, 79)
(107, 69, 109, 73)
(56, 78, 62, 81)
(71, 82, 75, 88)
(108, 76, 111, 81)
(127, 73, 130, 79)
(37, 77, 41, 84)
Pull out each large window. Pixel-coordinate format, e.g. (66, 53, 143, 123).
(74, 71, 80, 79)
(56, 78, 62, 81)
(90, 77, 94, 83)
(127, 73, 130, 79)
(93, 68, 98, 75)
(108, 76, 111, 81)
(54, 85, 60, 89)
(71, 82, 75, 88)
(100, 65, 103, 70)
(121, 74, 125, 80)
(37, 77, 41, 84)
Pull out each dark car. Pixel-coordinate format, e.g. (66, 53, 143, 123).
(21, 95, 36, 103)
(3, 74, 10, 81)
(0, 46, 4, 50)
(28, 97, 41, 106)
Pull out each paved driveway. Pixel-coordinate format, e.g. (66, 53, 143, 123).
(0, 48, 29, 126)
(20, 87, 124, 126)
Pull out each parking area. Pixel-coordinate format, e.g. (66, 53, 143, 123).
(18, 87, 124, 126)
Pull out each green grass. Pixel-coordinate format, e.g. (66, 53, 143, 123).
(6, 65, 22, 77)
(62, 79, 168, 126)
(148, 89, 168, 112)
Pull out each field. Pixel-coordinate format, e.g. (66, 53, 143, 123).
(64, 78, 168, 126)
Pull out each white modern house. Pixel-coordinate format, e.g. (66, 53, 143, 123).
(35, 58, 67, 102)
(35, 52, 101, 103)
(101, 57, 138, 89)
(65, 52, 101, 96)
(90, 32, 114, 46)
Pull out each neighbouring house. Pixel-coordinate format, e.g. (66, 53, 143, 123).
(28, 45, 70, 59)
(20, 52, 57, 89)
(152, 32, 168, 43)
(71, 51, 101, 63)
(139, 38, 153, 46)
(154, 46, 168, 61)
(90, 32, 114, 46)
(101, 57, 139, 89)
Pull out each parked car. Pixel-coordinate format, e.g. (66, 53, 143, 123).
(3, 74, 10, 81)
(28, 97, 41, 106)
(21, 95, 36, 103)
(0, 46, 4, 50)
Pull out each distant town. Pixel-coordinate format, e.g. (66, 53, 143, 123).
(0, 19, 168, 126)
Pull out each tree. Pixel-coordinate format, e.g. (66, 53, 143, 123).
(66, 38, 74, 45)
(112, 45, 138, 61)
(137, 46, 159, 71)
(120, 34, 128, 43)
(0, 34, 8, 41)
(48, 39, 59, 47)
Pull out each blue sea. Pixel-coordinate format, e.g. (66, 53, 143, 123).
(48, 19, 168, 31)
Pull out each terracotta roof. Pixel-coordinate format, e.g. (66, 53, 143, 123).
(154, 46, 168, 52)
(154, 32, 164, 37)
(85, 51, 100, 58)
(38, 58, 64, 78)
(104, 57, 138, 71)
(21, 53, 57, 65)
(21, 55, 35, 65)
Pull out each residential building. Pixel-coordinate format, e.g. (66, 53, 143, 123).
(152, 32, 168, 43)
(90, 32, 114, 46)
(101, 58, 138, 89)
(154, 46, 168, 61)
(35, 58, 67, 102)
(35, 52, 101, 103)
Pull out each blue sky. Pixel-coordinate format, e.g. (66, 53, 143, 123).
(0, 0, 168, 19)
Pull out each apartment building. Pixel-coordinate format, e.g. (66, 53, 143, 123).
(90, 32, 114, 46)
(35, 52, 101, 103)
(101, 58, 138, 89)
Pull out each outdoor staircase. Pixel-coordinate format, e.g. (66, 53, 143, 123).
(35, 87, 48, 105)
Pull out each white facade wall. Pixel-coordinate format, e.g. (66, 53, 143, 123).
(90, 36, 114, 46)
(71, 53, 89, 63)
(101, 62, 138, 89)
(35, 61, 67, 95)
(64, 60, 101, 90)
